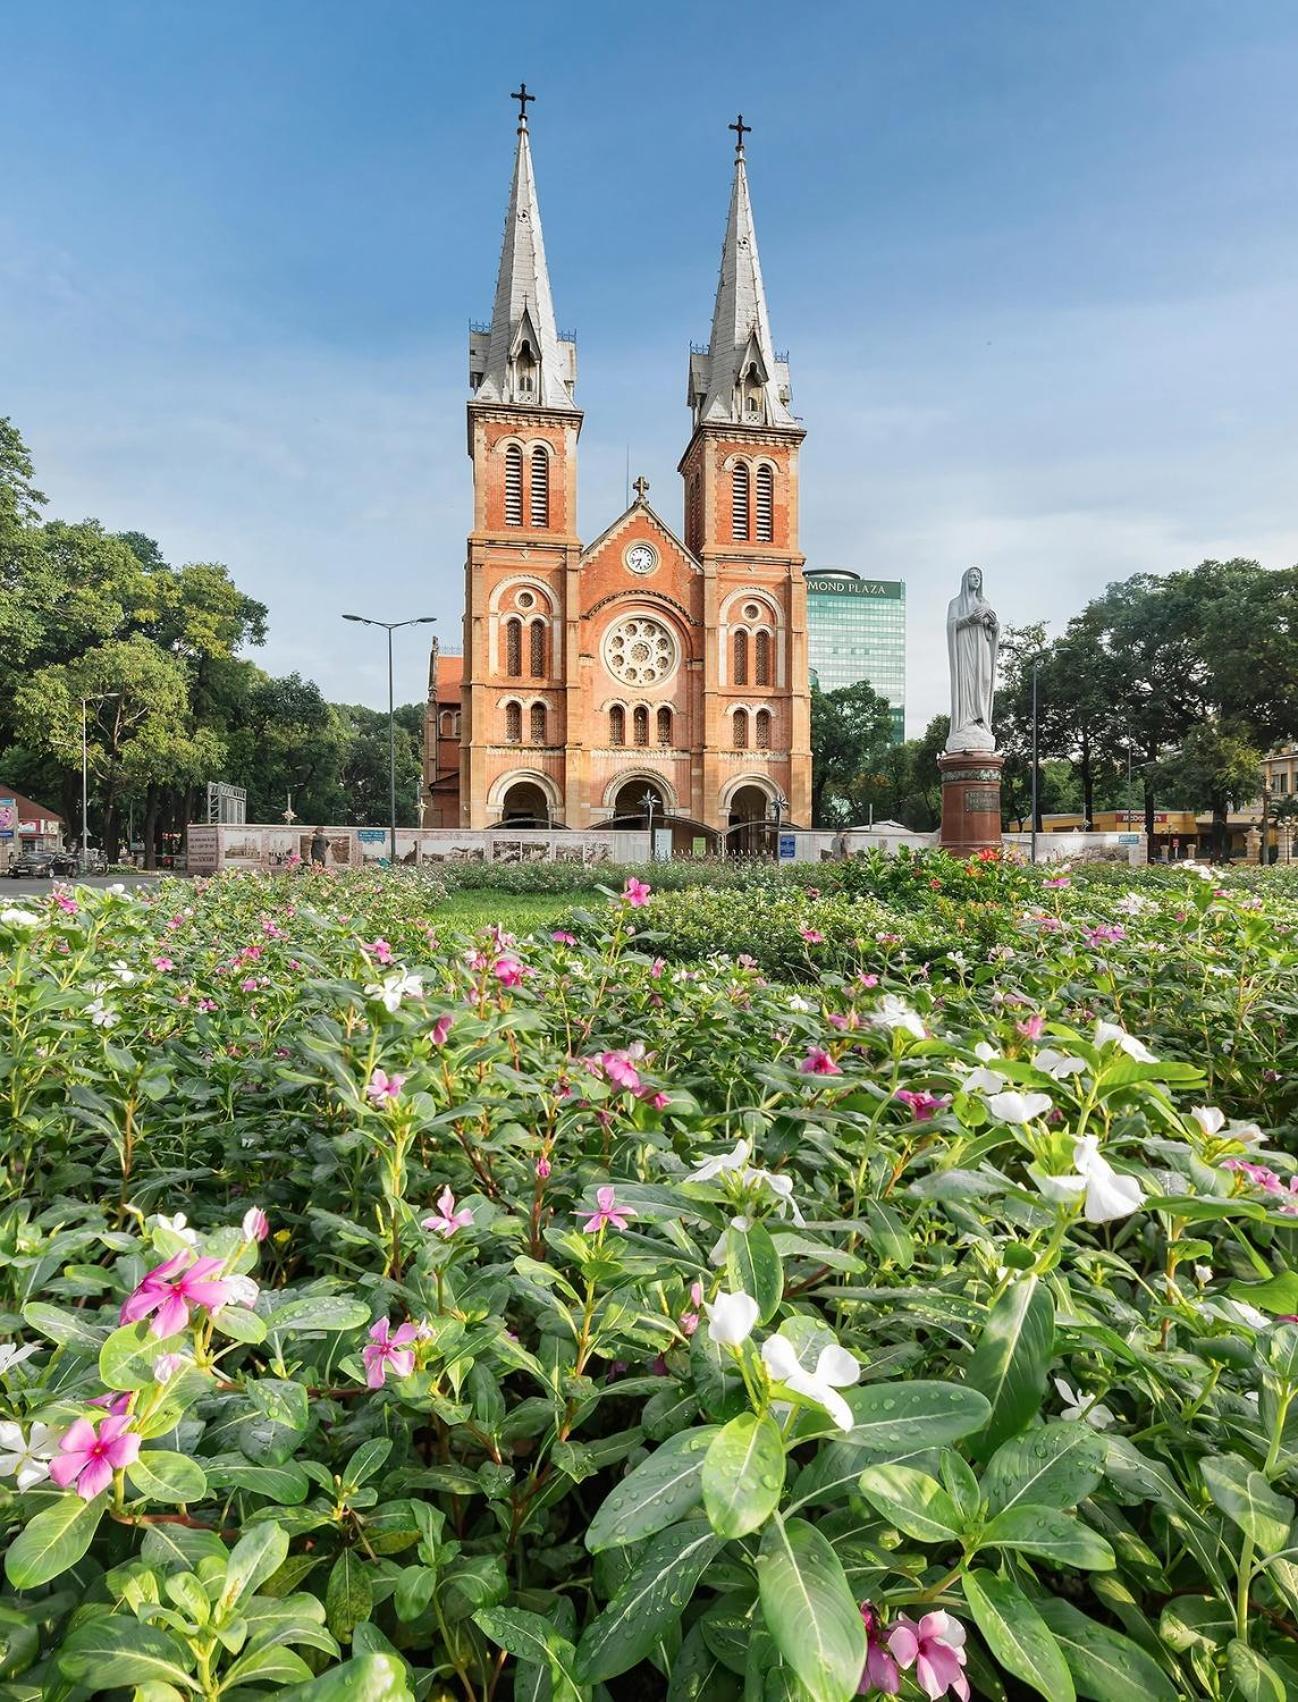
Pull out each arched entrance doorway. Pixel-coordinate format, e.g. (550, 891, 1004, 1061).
(728, 783, 774, 857)
(499, 780, 552, 828)
(610, 779, 667, 826)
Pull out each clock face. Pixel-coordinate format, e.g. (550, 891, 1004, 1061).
(625, 543, 657, 576)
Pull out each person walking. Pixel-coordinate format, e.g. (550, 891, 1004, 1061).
(309, 827, 328, 867)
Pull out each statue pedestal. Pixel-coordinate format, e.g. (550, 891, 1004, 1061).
(938, 751, 1004, 856)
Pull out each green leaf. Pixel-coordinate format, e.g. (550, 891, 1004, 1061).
(1037, 1599, 1177, 1701)
(21, 1300, 108, 1354)
(221, 1520, 290, 1611)
(1157, 1595, 1234, 1652)
(204, 1453, 310, 1504)
(345, 1438, 393, 1488)
(575, 1519, 721, 1683)
(702, 1412, 785, 1539)
(327, 1549, 374, 1643)
(666, 1621, 742, 1702)
(1201, 1455, 1294, 1555)
(99, 1320, 185, 1391)
(857, 1463, 964, 1544)
(4, 1491, 105, 1588)
(980, 1505, 1114, 1570)
(127, 1450, 209, 1505)
(473, 1606, 585, 1702)
(277, 1651, 414, 1700)
(840, 1380, 993, 1456)
(983, 1423, 1106, 1516)
(585, 1427, 719, 1552)
(726, 1220, 783, 1324)
(1226, 1639, 1286, 1702)
(757, 1514, 866, 1702)
(211, 1305, 267, 1344)
(1227, 1272, 1298, 1316)
(264, 1293, 372, 1333)
(56, 1617, 198, 1690)
(965, 1277, 1055, 1457)
(863, 1199, 913, 1267)
(220, 1645, 315, 1689)
(961, 1570, 1074, 1701)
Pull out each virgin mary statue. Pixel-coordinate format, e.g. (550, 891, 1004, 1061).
(945, 566, 999, 753)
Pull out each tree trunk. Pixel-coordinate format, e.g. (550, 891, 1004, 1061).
(1143, 772, 1156, 859)
(1212, 801, 1228, 861)
(1079, 726, 1094, 826)
(143, 784, 160, 871)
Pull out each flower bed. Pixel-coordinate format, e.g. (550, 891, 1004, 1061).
(1, 862, 1297, 1699)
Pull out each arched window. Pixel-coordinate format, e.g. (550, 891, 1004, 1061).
(439, 710, 453, 737)
(452, 712, 461, 737)
(504, 702, 522, 743)
(755, 629, 772, 686)
(529, 619, 546, 678)
(656, 706, 672, 746)
(733, 708, 749, 750)
(610, 705, 626, 745)
(732, 462, 750, 540)
(754, 465, 774, 542)
(755, 709, 771, 750)
(504, 618, 522, 677)
(733, 628, 749, 686)
(504, 445, 523, 526)
(529, 702, 546, 743)
(633, 705, 649, 747)
(530, 447, 549, 527)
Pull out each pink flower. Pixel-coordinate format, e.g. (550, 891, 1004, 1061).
(488, 923, 516, 951)
(87, 1390, 131, 1415)
(240, 977, 259, 993)
(362, 1318, 419, 1389)
(650, 957, 666, 978)
(886, 1611, 968, 1701)
(1015, 1014, 1046, 1040)
(598, 1050, 643, 1092)
(49, 1413, 140, 1500)
(551, 930, 577, 945)
(120, 1251, 233, 1338)
(152, 956, 174, 972)
(536, 1156, 552, 1180)
(800, 1046, 842, 1077)
(422, 1186, 473, 1238)
(366, 1068, 405, 1105)
(648, 1090, 671, 1110)
(857, 972, 879, 989)
(152, 1353, 187, 1381)
(577, 1185, 635, 1234)
(197, 997, 218, 1013)
(241, 1206, 269, 1242)
(431, 1013, 453, 1046)
(623, 877, 651, 908)
(494, 956, 527, 989)
(799, 928, 825, 945)
(365, 938, 394, 965)
(54, 893, 79, 914)
(858, 1603, 900, 1695)
(679, 1279, 705, 1338)
(1085, 925, 1125, 947)
(1045, 875, 1071, 889)
(895, 1088, 944, 1121)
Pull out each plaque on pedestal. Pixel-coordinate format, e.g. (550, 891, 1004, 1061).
(939, 751, 1005, 855)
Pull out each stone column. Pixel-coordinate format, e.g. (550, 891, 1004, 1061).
(938, 752, 1005, 855)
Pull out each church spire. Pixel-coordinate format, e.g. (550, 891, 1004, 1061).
(469, 87, 577, 411)
(688, 117, 794, 430)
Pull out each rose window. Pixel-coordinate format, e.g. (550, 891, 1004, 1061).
(605, 617, 676, 686)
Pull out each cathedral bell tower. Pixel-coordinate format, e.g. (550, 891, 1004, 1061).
(460, 87, 584, 829)
(679, 118, 811, 836)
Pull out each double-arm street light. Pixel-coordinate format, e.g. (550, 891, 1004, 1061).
(81, 693, 119, 872)
(341, 615, 437, 866)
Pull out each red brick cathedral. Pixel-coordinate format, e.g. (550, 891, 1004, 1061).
(427, 94, 811, 845)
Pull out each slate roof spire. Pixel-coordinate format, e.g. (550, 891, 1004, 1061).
(470, 88, 577, 411)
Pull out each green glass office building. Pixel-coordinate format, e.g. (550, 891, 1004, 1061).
(805, 570, 906, 740)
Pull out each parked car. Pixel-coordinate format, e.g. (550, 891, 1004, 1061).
(6, 848, 78, 878)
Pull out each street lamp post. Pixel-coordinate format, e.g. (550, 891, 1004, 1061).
(770, 793, 788, 862)
(1030, 656, 1041, 866)
(81, 693, 119, 872)
(342, 615, 437, 866)
(642, 790, 657, 859)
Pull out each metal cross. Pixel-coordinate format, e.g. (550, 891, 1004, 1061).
(511, 83, 536, 124)
(729, 113, 751, 153)
(632, 475, 650, 501)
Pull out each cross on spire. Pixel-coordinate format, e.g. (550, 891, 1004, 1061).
(729, 113, 751, 155)
(511, 83, 535, 126)
(632, 474, 650, 502)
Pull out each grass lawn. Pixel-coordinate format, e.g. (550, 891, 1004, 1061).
(432, 888, 593, 935)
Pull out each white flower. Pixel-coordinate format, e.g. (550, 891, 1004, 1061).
(787, 995, 815, 1012)
(1190, 1106, 1225, 1137)
(1227, 1122, 1266, 1147)
(1033, 1048, 1086, 1081)
(1031, 1168, 1087, 1205)
(223, 1275, 260, 1310)
(110, 959, 137, 985)
(871, 995, 926, 1041)
(0, 1420, 59, 1489)
(761, 1334, 860, 1431)
(1053, 1377, 1115, 1429)
(1194, 1264, 1213, 1285)
(974, 1042, 997, 1063)
(1114, 892, 1154, 916)
(705, 1290, 759, 1347)
(0, 1343, 40, 1377)
(745, 1167, 806, 1226)
(687, 1139, 751, 1183)
(947, 950, 968, 970)
(1094, 1020, 1156, 1063)
(965, 1065, 1007, 1094)
(986, 1090, 1053, 1125)
(365, 970, 424, 1013)
(1224, 1300, 1270, 1331)
(0, 907, 42, 929)
(86, 998, 119, 1029)
(1073, 1134, 1145, 1222)
(152, 1211, 199, 1246)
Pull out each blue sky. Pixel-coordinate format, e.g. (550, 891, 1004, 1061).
(3, 0, 1297, 732)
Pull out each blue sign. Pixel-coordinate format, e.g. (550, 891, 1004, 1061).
(1118, 833, 1140, 846)
(779, 834, 797, 861)
(356, 829, 387, 844)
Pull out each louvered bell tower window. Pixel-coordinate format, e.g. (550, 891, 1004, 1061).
(732, 463, 750, 541)
(754, 465, 774, 542)
(504, 445, 524, 526)
(530, 447, 549, 527)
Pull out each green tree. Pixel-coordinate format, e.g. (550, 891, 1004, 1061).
(809, 680, 897, 827)
(0, 416, 47, 526)
(1158, 721, 1262, 858)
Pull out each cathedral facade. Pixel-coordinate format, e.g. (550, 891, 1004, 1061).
(428, 99, 811, 844)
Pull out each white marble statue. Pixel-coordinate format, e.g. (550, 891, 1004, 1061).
(945, 566, 999, 753)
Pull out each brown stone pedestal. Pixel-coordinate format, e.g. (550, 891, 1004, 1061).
(938, 751, 1004, 855)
